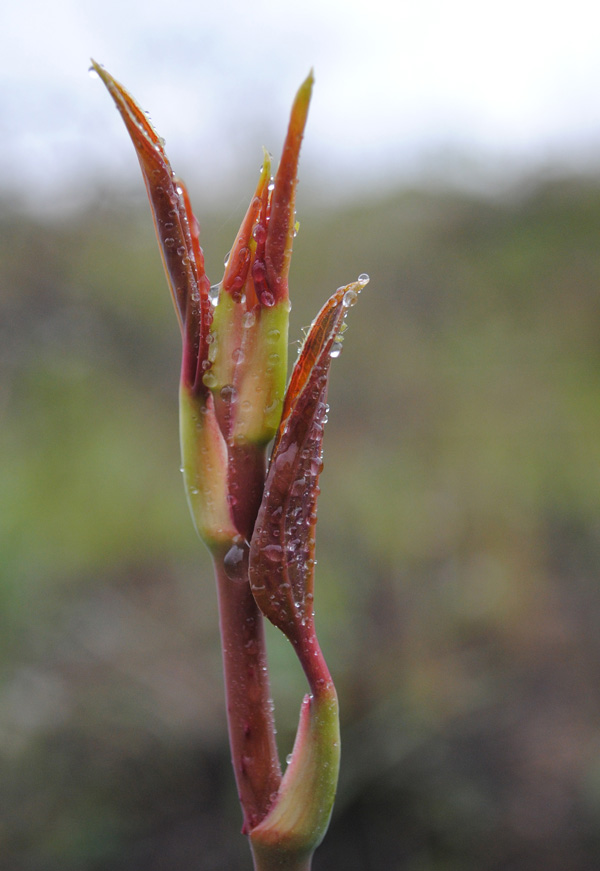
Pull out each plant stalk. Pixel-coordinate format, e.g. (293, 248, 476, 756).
(213, 552, 282, 834)
(250, 846, 314, 871)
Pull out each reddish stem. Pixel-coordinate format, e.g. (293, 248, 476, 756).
(213, 550, 282, 834)
(228, 442, 267, 543)
(292, 620, 335, 700)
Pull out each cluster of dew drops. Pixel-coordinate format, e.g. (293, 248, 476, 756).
(221, 273, 369, 587)
(329, 273, 369, 358)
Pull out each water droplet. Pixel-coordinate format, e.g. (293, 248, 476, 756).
(220, 384, 237, 402)
(209, 284, 220, 305)
(224, 543, 246, 581)
(261, 291, 275, 307)
(252, 224, 267, 244)
(357, 273, 370, 286)
(263, 545, 283, 562)
(88, 65, 100, 79)
(232, 348, 245, 364)
(329, 342, 343, 358)
(343, 289, 358, 307)
(267, 328, 281, 343)
(243, 311, 256, 328)
(164, 237, 175, 248)
(202, 371, 217, 389)
(310, 458, 324, 476)
(286, 753, 293, 765)
(224, 250, 231, 267)
(291, 477, 306, 496)
(267, 181, 275, 192)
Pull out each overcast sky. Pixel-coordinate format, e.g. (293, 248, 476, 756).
(3, 0, 600, 213)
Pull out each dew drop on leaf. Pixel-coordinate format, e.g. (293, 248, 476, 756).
(263, 544, 283, 562)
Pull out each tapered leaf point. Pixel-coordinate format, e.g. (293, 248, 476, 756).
(295, 69, 315, 119)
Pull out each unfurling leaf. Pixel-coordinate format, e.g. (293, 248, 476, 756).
(249, 278, 367, 652)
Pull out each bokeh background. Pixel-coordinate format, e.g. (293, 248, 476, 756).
(3, 2, 600, 869)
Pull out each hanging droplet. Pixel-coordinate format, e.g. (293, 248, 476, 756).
(357, 273, 370, 286)
(343, 289, 358, 307)
(223, 543, 246, 582)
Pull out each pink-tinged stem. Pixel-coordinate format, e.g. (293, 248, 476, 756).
(292, 621, 335, 700)
(213, 551, 282, 834)
(228, 442, 268, 543)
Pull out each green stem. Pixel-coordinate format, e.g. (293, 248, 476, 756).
(213, 552, 282, 833)
(250, 845, 313, 871)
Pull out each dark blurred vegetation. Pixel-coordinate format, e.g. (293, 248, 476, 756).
(2, 173, 600, 871)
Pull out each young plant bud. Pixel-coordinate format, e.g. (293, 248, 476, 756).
(247, 277, 367, 865)
(249, 279, 367, 670)
(95, 61, 366, 870)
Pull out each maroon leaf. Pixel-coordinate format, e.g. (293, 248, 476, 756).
(91, 61, 212, 394)
(249, 280, 363, 652)
(262, 70, 313, 306)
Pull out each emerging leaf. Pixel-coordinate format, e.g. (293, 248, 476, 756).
(91, 60, 212, 394)
(249, 278, 367, 657)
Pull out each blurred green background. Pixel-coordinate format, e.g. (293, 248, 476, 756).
(2, 173, 600, 871)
